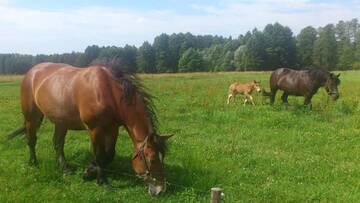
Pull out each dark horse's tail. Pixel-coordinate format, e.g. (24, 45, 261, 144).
(262, 89, 272, 97)
(7, 126, 26, 140)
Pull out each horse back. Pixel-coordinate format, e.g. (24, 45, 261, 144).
(21, 63, 120, 130)
(270, 68, 312, 95)
(229, 82, 252, 94)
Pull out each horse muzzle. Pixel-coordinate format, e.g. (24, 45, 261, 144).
(329, 92, 339, 100)
(147, 181, 166, 195)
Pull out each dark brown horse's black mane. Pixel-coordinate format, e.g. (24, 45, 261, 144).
(307, 68, 329, 83)
(91, 58, 166, 153)
(306, 68, 340, 85)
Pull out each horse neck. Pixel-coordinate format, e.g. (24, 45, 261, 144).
(317, 73, 329, 87)
(118, 95, 154, 149)
(309, 70, 329, 87)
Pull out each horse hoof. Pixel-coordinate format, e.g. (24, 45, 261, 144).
(97, 177, 108, 185)
(62, 164, 74, 174)
(83, 167, 97, 181)
(28, 159, 38, 167)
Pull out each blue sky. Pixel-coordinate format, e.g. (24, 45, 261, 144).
(0, 0, 359, 54)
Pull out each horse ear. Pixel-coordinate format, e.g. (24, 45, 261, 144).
(161, 134, 174, 141)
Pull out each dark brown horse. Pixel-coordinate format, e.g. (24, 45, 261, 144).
(8, 59, 171, 195)
(269, 68, 340, 105)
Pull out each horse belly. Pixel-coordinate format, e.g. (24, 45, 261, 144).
(278, 77, 304, 96)
(37, 98, 86, 130)
(34, 77, 86, 130)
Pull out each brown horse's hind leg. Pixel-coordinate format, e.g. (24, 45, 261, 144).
(53, 125, 69, 171)
(25, 121, 38, 165)
(84, 127, 118, 185)
(24, 113, 43, 166)
(270, 88, 278, 105)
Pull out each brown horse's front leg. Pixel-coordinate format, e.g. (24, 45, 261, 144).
(83, 161, 108, 185)
(304, 94, 313, 106)
(96, 166, 107, 185)
(85, 127, 117, 185)
(83, 161, 98, 181)
(281, 92, 289, 103)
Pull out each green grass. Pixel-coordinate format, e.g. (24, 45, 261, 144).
(1, 71, 360, 202)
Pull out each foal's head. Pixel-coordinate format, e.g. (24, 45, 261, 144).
(132, 134, 172, 195)
(325, 73, 340, 100)
(252, 80, 262, 93)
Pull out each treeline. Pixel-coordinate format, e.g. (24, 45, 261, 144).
(1, 18, 360, 74)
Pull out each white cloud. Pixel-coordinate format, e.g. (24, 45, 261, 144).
(0, 0, 8, 5)
(0, 1, 359, 54)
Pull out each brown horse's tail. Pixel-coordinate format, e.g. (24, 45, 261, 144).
(262, 89, 272, 97)
(7, 126, 26, 140)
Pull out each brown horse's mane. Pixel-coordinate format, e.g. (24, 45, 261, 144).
(91, 58, 166, 154)
(306, 68, 340, 85)
(306, 68, 330, 83)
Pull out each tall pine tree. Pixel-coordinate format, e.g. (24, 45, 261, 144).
(313, 24, 337, 70)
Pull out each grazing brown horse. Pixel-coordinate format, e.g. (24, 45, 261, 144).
(8, 59, 171, 195)
(269, 68, 340, 105)
(227, 80, 262, 105)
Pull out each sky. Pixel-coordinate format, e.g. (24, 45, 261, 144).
(0, 0, 359, 55)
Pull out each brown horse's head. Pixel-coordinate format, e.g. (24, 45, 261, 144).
(252, 80, 262, 93)
(325, 73, 340, 100)
(132, 134, 172, 195)
(93, 57, 173, 195)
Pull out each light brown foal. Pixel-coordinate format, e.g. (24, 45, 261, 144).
(227, 80, 261, 105)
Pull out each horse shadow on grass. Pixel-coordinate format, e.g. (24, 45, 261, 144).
(67, 151, 211, 195)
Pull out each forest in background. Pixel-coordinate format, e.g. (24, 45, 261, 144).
(0, 18, 359, 74)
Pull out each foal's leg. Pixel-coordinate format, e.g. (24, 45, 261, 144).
(244, 93, 255, 106)
(281, 92, 289, 103)
(227, 94, 233, 104)
(249, 96, 255, 106)
(53, 125, 69, 171)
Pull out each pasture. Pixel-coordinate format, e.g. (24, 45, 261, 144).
(0, 71, 360, 202)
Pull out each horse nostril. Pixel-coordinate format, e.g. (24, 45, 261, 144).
(332, 94, 339, 100)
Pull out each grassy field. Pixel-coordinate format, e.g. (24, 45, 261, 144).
(0, 71, 360, 202)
